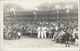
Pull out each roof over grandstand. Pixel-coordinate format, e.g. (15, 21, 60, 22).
(3, 0, 78, 19)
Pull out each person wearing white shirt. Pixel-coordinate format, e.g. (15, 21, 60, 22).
(55, 25, 58, 31)
(41, 26, 44, 39)
(43, 26, 47, 38)
(37, 26, 41, 39)
(53, 25, 59, 40)
(17, 31, 22, 39)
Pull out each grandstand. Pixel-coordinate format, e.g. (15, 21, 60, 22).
(4, 9, 78, 22)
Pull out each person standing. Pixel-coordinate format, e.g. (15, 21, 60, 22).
(64, 30, 71, 47)
(52, 25, 59, 41)
(41, 26, 44, 39)
(73, 28, 79, 46)
(37, 26, 41, 39)
(17, 31, 22, 39)
(43, 26, 47, 38)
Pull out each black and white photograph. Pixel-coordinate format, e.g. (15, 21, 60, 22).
(0, 0, 79, 51)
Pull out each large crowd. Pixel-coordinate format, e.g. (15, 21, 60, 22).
(3, 18, 79, 47)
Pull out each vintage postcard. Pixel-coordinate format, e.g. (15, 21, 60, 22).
(0, 0, 79, 51)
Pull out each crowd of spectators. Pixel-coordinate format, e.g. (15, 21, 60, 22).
(3, 17, 79, 47)
(3, 18, 78, 39)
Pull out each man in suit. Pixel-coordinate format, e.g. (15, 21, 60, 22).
(73, 28, 79, 46)
(64, 29, 71, 47)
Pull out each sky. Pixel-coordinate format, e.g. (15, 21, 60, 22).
(3, 0, 78, 10)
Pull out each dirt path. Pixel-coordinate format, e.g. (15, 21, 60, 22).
(2, 38, 78, 48)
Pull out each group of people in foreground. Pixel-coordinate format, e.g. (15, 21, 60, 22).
(37, 23, 79, 47)
(3, 19, 79, 47)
